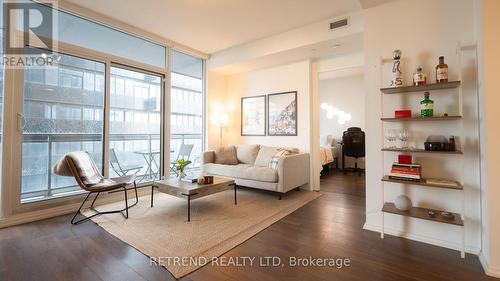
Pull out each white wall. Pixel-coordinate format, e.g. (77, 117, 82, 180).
(206, 71, 228, 149)
(225, 60, 312, 153)
(477, 0, 500, 277)
(319, 74, 366, 168)
(319, 74, 366, 143)
(363, 0, 481, 255)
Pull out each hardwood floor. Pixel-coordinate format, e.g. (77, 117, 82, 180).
(0, 171, 495, 281)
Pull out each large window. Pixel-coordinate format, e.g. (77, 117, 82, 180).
(170, 50, 204, 175)
(21, 49, 105, 201)
(109, 66, 163, 182)
(33, 2, 166, 69)
(2, 3, 205, 206)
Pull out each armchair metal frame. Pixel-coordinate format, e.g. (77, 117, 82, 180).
(70, 181, 138, 225)
(53, 151, 139, 225)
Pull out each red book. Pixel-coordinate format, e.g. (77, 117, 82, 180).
(391, 170, 421, 176)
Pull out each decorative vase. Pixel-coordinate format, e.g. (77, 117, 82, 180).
(178, 171, 186, 179)
(394, 195, 412, 211)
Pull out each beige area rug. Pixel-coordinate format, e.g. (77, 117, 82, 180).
(84, 188, 321, 278)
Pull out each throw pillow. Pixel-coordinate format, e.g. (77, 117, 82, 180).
(236, 144, 260, 164)
(277, 147, 300, 154)
(214, 146, 238, 165)
(269, 150, 290, 170)
(254, 146, 279, 167)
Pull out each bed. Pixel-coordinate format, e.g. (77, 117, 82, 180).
(319, 145, 340, 171)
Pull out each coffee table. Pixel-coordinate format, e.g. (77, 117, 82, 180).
(151, 177, 236, 222)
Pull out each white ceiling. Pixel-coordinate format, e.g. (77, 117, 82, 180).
(212, 33, 364, 75)
(64, 0, 361, 54)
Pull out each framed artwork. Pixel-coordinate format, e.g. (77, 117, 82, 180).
(241, 95, 266, 136)
(268, 91, 297, 136)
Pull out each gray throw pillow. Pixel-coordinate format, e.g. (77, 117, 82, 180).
(214, 146, 238, 165)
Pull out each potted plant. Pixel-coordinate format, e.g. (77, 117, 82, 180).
(175, 159, 192, 179)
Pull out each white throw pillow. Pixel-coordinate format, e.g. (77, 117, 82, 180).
(236, 144, 260, 165)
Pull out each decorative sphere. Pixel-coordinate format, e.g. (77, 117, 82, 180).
(394, 195, 412, 211)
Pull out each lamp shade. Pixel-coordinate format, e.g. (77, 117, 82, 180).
(212, 110, 229, 126)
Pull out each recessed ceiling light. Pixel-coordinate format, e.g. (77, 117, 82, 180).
(332, 44, 341, 49)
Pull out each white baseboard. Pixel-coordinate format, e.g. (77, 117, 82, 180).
(363, 222, 480, 255)
(479, 252, 500, 278)
(0, 188, 151, 229)
(0, 202, 81, 228)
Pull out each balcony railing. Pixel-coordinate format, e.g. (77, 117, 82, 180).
(21, 132, 202, 202)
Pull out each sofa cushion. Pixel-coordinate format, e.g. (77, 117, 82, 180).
(236, 144, 260, 164)
(254, 146, 279, 167)
(203, 163, 278, 182)
(214, 146, 238, 165)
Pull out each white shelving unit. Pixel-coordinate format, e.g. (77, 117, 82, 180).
(378, 44, 474, 259)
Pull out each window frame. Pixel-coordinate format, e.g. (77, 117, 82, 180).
(0, 7, 206, 216)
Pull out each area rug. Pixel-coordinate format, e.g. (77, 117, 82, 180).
(84, 188, 321, 278)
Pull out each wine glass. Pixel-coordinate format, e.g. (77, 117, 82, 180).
(385, 129, 396, 148)
(399, 130, 409, 149)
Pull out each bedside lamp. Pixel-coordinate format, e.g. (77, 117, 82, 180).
(212, 110, 229, 147)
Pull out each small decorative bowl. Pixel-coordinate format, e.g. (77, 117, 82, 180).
(440, 212, 455, 220)
(427, 209, 436, 218)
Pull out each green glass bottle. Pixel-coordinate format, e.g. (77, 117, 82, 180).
(420, 92, 434, 117)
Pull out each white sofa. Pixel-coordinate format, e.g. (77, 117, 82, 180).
(202, 144, 310, 198)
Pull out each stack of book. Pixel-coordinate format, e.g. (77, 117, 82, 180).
(389, 163, 422, 182)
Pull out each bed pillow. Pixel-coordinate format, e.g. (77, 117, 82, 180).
(214, 146, 238, 165)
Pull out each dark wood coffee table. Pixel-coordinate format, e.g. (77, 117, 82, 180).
(151, 177, 236, 222)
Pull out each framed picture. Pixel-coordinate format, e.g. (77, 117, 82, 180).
(268, 91, 297, 136)
(241, 95, 266, 136)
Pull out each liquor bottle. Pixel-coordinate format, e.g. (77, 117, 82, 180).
(420, 92, 434, 117)
(436, 56, 448, 83)
(413, 66, 426, 86)
(449, 136, 456, 151)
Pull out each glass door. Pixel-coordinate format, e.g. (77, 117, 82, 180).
(20, 48, 105, 202)
(109, 66, 163, 184)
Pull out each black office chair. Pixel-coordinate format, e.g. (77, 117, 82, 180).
(342, 127, 365, 175)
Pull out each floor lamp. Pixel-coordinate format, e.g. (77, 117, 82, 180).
(213, 111, 229, 147)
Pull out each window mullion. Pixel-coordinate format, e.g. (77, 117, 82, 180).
(103, 61, 112, 178)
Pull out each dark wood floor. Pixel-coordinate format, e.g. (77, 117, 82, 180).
(0, 171, 496, 281)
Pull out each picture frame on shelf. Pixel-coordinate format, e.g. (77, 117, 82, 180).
(268, 91, 297, 136)
(241, 95, 266, 136)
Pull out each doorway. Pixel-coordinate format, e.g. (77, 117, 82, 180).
(316, 65, 366, 186)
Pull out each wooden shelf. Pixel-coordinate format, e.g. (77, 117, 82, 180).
(382, 203, 463, 226)
(382, 176, 463, 190)
(380, 81, 461, 94)
(381, 148, 463, 154)
(381, 116, 462, 122)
